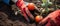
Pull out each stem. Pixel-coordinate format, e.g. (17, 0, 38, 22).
(54, 0, 57, 10)
(45, 1, 49, 14)
(35, 6, 40, 12)
(40, 10, 43, 16)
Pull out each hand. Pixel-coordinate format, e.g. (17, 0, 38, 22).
(39, 9, 60, 25)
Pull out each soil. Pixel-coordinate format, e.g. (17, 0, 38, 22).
(0, 12, 37, 26)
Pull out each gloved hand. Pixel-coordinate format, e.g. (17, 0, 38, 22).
(39, 9, 60, 26)
(14, 0, 35, 22)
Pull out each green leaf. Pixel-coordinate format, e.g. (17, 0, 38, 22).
(42, 0, 47, 3)
(41, 3, 45, 7)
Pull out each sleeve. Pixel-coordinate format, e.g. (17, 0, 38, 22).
(2, 0, 10, 5)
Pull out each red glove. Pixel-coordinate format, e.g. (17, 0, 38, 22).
(45, 9, 60, 26)
(39, 9, 60, 26)
(16, 0, 34, 22)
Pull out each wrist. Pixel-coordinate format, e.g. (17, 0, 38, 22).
(12, 0, 18, 3)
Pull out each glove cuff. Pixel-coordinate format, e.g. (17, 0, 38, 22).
(12, 0, 18, 3)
